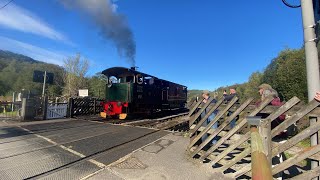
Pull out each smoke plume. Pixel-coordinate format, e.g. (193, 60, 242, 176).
(60, 0, 136, 66)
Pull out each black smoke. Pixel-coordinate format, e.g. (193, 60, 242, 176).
(60, 0, 136, 66)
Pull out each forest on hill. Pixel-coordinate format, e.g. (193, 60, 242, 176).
(0, 50, 106, 100)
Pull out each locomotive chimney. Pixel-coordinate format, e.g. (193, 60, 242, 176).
(130, 66, 137, 71)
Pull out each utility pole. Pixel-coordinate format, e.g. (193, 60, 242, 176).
(301, 0, 320, 177)
(42, 71, 47, 97)
(301, 0, 320, 101)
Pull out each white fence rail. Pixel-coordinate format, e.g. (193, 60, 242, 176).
(47, 103, 68, 119)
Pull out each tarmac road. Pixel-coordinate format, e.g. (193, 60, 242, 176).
(0, 119, 168, 180)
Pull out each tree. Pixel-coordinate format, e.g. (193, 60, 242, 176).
(242, 72, 263, 102)
(88, 73, 107, 98)
(0, 80, 5, 96)
(262, 48, 307, 102)
(63, 53, 89, 97)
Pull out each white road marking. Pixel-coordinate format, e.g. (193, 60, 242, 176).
(18, 126, 106, 169)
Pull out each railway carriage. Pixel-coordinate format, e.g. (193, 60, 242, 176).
(100, 67, 187, 119)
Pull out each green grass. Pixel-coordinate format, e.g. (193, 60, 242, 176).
(296, 139, 311, 148)
(284, 151, 308, 167)
(284, 151, 294, 159)
(0, 111, 18, 116)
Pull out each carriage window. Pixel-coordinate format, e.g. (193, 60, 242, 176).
(118, 77, 124, 83)
(109, 76, 119, 84)
(144, 76, 154, 85)
(126, 76, 134, 83)
(136, 74, 143, 84)
(183, 86, 187, 92)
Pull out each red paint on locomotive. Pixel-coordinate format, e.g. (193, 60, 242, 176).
(102, 101, 128, 116)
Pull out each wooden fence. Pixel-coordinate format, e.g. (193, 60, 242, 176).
(68, 97, 104, 117)
(0, 101, 22, 120)
(188, 96, 320, 179)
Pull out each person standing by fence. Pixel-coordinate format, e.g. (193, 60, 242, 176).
(258, 84, 287, 135)
(257, 83, 287, 179)
(223, 88, 239, 129)
(201, 90, 219, 145)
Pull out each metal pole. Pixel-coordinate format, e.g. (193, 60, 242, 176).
(42, 71, 47, 97)
(301, 0, 320, 177)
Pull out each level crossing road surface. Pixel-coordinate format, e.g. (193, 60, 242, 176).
(0, 119, 169, 179)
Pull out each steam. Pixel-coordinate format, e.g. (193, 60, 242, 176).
(60, 0, 136, 66)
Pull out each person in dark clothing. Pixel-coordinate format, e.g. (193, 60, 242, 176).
(201, 90, 219, 144)
(223, 88, 237, 101)
(258, 84, 287, 178)
(223, 88, 238, 129)
(258, 84, 285, 130)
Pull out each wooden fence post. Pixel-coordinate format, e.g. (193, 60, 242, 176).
(93, 98, 96, 114)
(260, 119, 272, 163)
(247, 116, 272, 180)
(251, 126, 273, 180)
(43, 96, 48, 120)
(67, 97, 74, 118)
(20, 98, 27, 121)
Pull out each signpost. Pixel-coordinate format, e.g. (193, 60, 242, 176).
(78, 89, 89, 97)
(33, 70, 54, 96)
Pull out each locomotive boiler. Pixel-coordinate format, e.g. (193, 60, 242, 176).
(100, 67, 187, 119)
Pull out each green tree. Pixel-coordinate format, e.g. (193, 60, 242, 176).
(63, 53, 89, 97)
(262, 48, 307, 102)
(0, 60, 19, 94)
(0, 80, 5, 96)
(242, 72, 263, 102)
(0, 50, 65, 97)
(88, 73, 107, 98)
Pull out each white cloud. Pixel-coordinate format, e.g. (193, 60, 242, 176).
(0, 2, 72, 44)
(0, 36, 69, 65)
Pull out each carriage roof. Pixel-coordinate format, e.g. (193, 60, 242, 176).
(101, 67, 156, 78)
(101, 67, 187, 88)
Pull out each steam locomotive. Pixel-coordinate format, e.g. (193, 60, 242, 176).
(100, 67, 187, 119)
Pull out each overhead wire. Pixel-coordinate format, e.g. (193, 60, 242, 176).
(0, 0, 14, 10)
(281, 0, 301, 8)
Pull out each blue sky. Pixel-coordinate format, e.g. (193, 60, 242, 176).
(0, 0, 303, 90)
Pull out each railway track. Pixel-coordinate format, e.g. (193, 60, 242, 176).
(123, 112, 189, 131)
(76, 110, 190, 132)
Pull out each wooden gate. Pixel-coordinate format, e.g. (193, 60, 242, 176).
(68, 97, 104, 117)
(47, 103, 68, 119)
(188, 95, 320, 179)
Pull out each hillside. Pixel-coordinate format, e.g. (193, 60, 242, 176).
(0, 50, 39, 63)
(0, 50, 64, 96)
